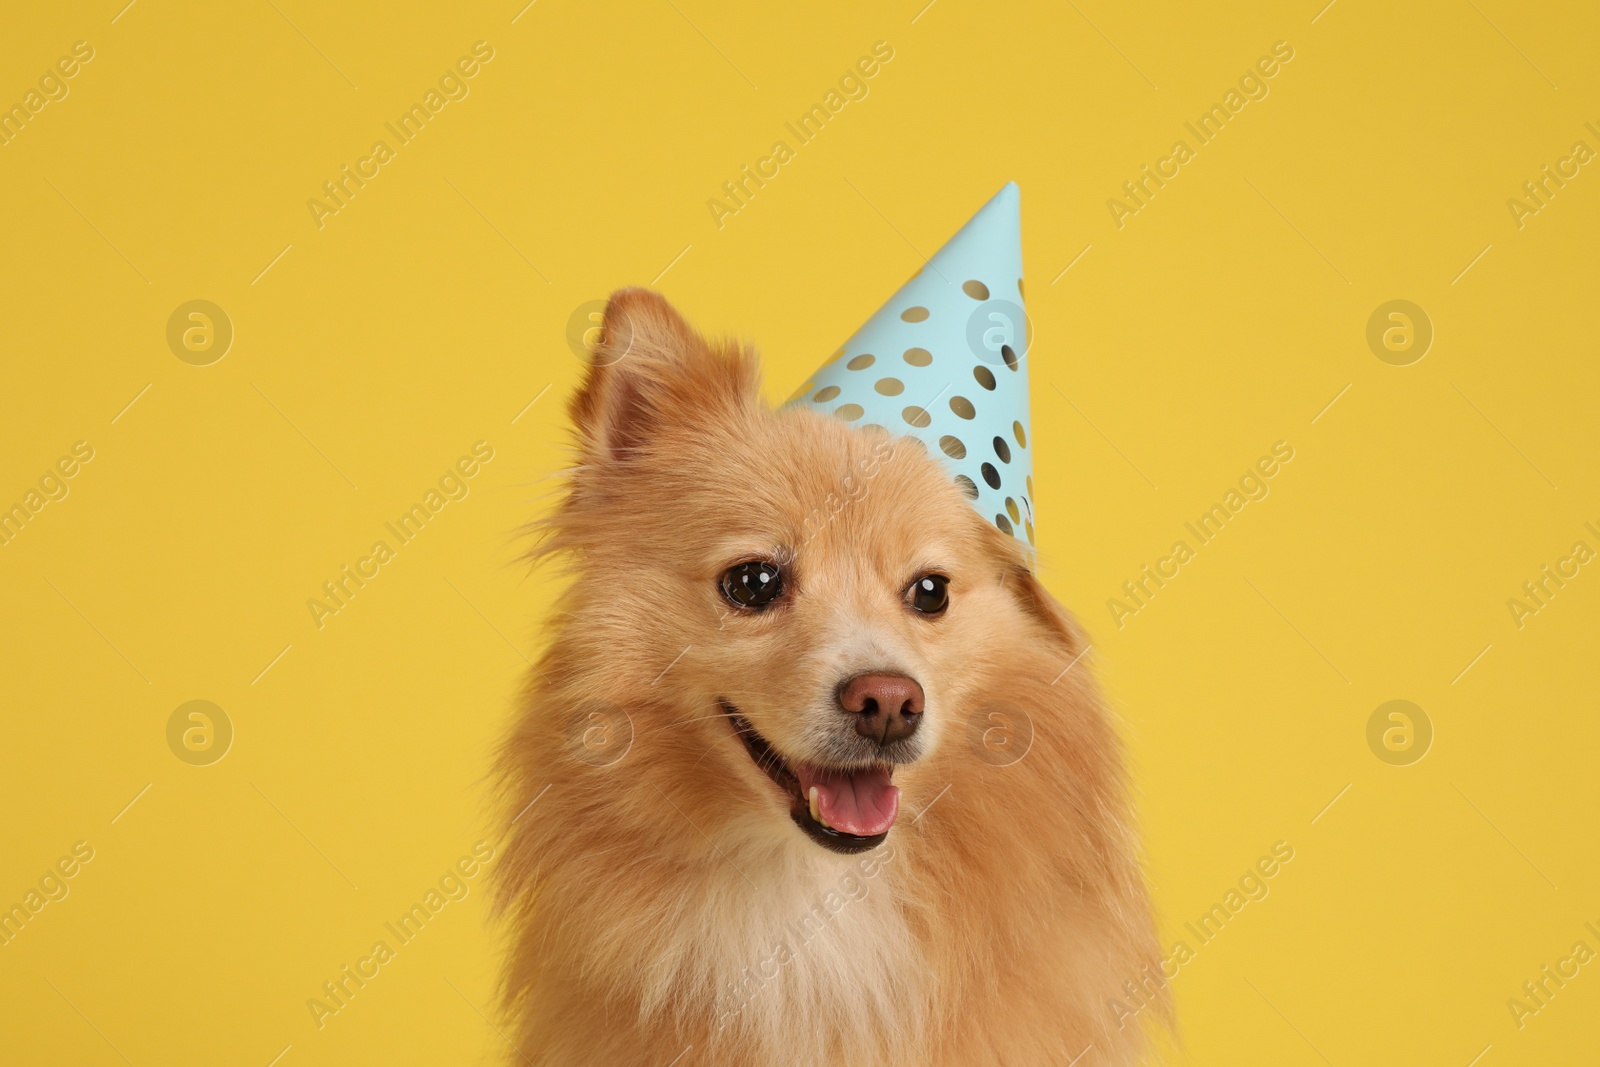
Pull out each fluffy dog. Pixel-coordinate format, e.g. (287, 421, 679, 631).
(494, 289, 1165, 1065)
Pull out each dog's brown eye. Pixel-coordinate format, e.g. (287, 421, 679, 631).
(908, 575, 949, 615)
(722, 561, 784, 610)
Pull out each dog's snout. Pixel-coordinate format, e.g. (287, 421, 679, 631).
(838, 673, 924, 745)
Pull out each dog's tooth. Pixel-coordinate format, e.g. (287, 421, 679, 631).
(808, 786, 827, 828)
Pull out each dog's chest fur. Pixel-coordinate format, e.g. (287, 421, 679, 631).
(659, 835, 929, 1065)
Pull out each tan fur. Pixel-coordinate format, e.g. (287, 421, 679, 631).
(494, 289, 1167, 1065)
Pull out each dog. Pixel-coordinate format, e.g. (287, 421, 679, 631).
(494, 288, 1166, 1065)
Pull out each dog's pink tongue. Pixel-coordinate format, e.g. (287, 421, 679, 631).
(797, 764, 900, 836)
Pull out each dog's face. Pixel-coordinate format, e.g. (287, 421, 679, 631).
(552, 289, 1064, 857)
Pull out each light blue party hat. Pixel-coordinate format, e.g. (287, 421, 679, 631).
(785, 182, 1034, 546)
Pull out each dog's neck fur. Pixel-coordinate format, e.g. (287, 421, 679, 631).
(670, 828, 928, 1064)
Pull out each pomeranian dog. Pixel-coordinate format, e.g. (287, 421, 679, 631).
(494, 288, 1165, 1065)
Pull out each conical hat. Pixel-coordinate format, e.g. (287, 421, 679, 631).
(785, 182, 1033, 546)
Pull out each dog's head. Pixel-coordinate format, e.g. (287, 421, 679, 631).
(540, 288, 1077, 856)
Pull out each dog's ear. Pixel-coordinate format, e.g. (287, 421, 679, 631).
(569, 288, 759, 464)
(1005, 562, 1088, 655)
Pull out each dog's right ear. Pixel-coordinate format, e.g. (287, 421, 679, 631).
(568, 288, 759, 465)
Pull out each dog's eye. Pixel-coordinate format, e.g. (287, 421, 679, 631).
(908, 575, 949, 615)
(722, 561, 784, 610)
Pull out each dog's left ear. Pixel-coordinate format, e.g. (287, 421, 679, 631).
(569, 288, 760, 465)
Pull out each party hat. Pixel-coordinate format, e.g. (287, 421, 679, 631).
(785, 182, 1034, 546)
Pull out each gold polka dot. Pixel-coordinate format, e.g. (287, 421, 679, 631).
(861, 424, 885, 434)
(901, 406, 931, 428)
(973, 365, 996, 390)
(847, 353, 875, 370)
(903, 347, 932, 367)
(874, 378, 903, 396)
(1014, 421, 1027, 448)
(1001, 345, 1018, 371)
(1006, 498, 1021, 523)
(995, 514, 1014, 536)
(789, 380, 815, 402)
(950, 396, 975, 419)
(813, 385, 841, 402)
(1026, 475, 1034, 499)
(1018, 279, 1025, 300)
(830, 346, 846, 360)
(835, 403, 864, 421)
(962, 280, 989, 300)
(901, 306, 929, 322)
(1025, 520, 1035, 545)
(939, 435, 966, 459)
(954, 474, 979, 500)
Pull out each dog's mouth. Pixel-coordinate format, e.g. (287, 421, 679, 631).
(720, 701, 899, 854)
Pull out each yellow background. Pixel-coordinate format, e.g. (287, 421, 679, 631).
(2, 0, 1596, 1064)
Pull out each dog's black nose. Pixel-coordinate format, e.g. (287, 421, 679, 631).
(838, 673, 924, 745)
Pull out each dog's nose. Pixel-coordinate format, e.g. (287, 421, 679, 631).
(838, 673, 925, 745)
